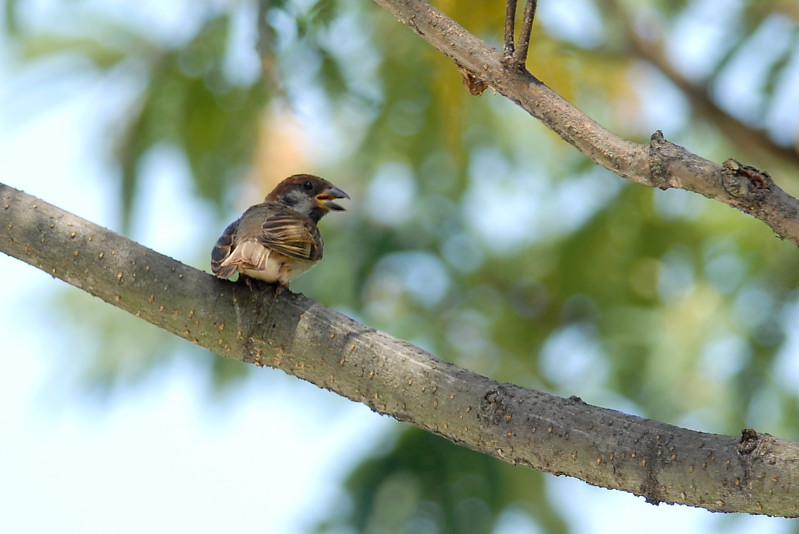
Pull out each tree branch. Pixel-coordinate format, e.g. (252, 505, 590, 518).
(3, 182, 799, 516)
(616, 5, 799, 170)
(371, 0, 799, 246)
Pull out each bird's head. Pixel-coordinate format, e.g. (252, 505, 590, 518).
(266, 174, 350, 223)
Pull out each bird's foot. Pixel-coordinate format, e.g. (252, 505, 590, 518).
(239, 274, 257, 291)
(238, 275, 288, 296)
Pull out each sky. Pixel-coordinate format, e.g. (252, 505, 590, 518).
(0, 1, 797, 533)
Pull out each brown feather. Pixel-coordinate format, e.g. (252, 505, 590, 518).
(211, 219, 240, 278)
(258, 210, 323, 261)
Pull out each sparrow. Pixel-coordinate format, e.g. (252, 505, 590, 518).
(211, 174, 349, 293)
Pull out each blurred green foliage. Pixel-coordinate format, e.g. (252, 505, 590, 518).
(5, 0, 799, 531)
(116, 14, 269, 230)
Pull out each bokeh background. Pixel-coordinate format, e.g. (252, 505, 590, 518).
(2, 0, 799, 532)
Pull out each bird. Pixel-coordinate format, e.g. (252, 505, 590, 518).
(211, 174, 349, 293)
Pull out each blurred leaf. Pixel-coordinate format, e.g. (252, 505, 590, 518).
(4, 0, 18, 35)
(310, 0, 338, 29)
(763, 28, 798, 114)
(18, 34, 129, 69)
(116, 14, 269, 230)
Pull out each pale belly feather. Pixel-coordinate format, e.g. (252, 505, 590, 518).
(240, 251, 315, 286)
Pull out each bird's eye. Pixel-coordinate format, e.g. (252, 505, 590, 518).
(302, 180, 313, 191)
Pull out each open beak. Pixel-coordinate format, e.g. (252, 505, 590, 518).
(316, 186, 350, 211)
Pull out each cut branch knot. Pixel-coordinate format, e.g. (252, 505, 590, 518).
(478, 387, 511, 425)
(738, 428, 760, 455)
(722, 158, 772, 201)
(648, 130, 675, 190)
(457, 64, 489, 96)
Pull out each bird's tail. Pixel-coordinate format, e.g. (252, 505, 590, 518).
(211, 219, 240, 278)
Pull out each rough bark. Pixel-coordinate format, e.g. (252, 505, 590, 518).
(370, 0, 799, 245)
(3, 183, 799, 516)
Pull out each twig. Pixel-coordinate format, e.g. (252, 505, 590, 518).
(503, 0, 517, 57)
(513, 0, 537, 68)
(502, 0, 538, 70)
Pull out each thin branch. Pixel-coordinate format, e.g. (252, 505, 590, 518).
(502, 0, 538, 70)
(3, 183, 799, 516)
(256, 0, 279, 90)
(513, 0, 537, 68)
(371, 0, 799, 247)
(256, 0, 271, 57)
(503, 0, 517, 57)
(617, 6, 799, 170)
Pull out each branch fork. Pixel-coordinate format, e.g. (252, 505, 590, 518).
(502, 0, 538, 71)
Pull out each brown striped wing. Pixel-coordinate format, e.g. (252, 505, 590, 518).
(257, 209, 324, 261)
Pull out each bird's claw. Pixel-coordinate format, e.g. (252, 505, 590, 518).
(241, 274, 257, 291)
(239, 274, 288, 296)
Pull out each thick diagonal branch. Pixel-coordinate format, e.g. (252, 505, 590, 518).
(371, 0, 799, 247)
(3, 183, 799, 516)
